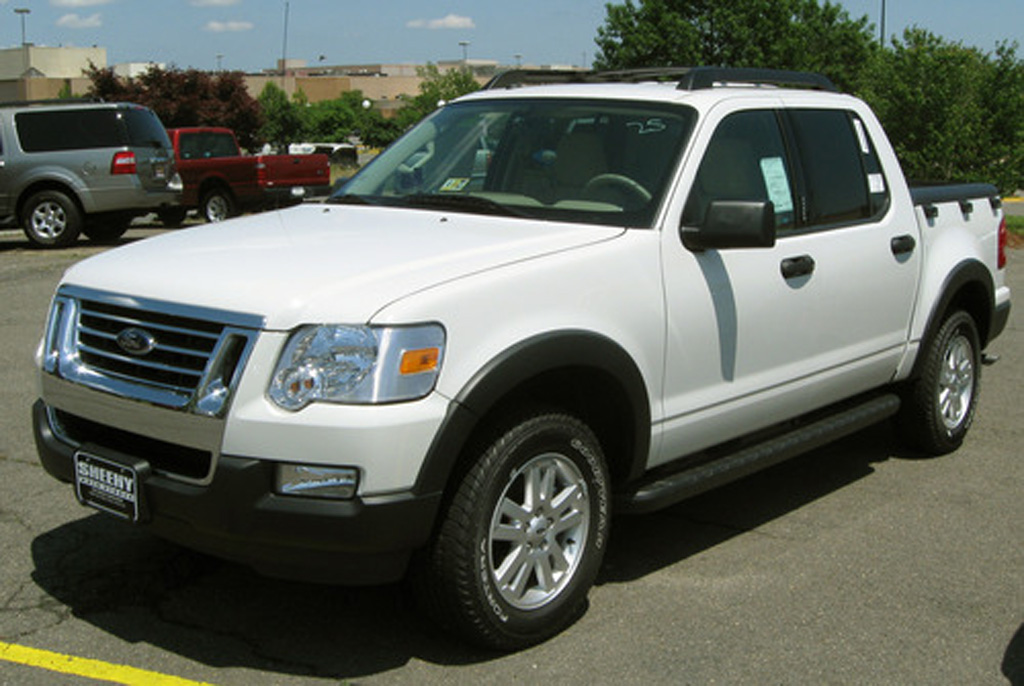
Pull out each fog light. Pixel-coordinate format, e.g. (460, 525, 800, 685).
(276, 464, 359, 499)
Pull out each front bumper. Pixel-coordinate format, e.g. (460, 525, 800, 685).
(33, 399, 441, 584)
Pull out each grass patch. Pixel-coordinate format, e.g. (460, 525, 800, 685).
(1006, 214, 1024, 236)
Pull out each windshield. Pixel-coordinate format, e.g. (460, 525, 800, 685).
(335, 98, 696, 228)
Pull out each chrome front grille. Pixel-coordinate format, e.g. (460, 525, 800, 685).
(76, 298, 223, 395)
(43, 285, 264, 416)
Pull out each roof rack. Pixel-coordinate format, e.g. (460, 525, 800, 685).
(482, 69, 592, 90)
(483, 66, 838, 93)
(0, 97, 105, 108)
(676, 67, 838, 92)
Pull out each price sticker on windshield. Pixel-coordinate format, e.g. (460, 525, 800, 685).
(439, 178, 470, 193)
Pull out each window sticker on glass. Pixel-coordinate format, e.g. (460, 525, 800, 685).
(868, 173, 886, 194)
(439, 178, 470, 193)
(853, 118, 871, 155)
(759, 157, 794, 213)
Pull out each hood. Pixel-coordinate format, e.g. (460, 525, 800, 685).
(62, 205, 623, 329)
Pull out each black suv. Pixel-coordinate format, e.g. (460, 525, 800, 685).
(0, 100, 181, 247)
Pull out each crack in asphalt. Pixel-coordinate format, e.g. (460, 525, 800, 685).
(153, 598, 325, 678)
(0, 578, 73, 639)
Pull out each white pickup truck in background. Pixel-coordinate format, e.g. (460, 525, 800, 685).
(33, 67, 1010, 650)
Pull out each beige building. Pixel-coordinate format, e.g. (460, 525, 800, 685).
(245, 60, 500, 116)
(244, 70, 427, 118)
(0, 45, 582, 117)
(0, 45, 104, 101)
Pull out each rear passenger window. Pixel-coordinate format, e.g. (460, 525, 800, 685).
(683, 110, 795, 231)
(786, 110, 889, 227)
(16, 109, 123, 152)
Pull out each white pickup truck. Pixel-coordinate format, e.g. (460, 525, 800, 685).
(34, 68, 1011, 649)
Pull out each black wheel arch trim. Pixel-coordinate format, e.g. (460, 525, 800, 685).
(18, 180, 85, 218)
(911, 258, 996, 379)
(413, 330, 652, 497)
(199, 179, 235, 203)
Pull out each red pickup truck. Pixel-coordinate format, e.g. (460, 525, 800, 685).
(160, 127, 331, 224)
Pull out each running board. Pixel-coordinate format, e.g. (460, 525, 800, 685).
(616, 393, 901, 514)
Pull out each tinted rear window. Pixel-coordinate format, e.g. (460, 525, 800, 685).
(178, 132, 238, 159)
(16, 109, 125, 152)
(123, 107, 172, 148)
(787, 110, 872, 226)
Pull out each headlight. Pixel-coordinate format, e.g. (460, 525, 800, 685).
(268, 324, 445, 411)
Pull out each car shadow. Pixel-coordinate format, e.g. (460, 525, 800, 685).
(30, 422, 902, 679)
(0, 235, 153, 254)
(1005, 622, 1024, 686)
(599, 421, 900, 584)
(0, 222, 174, 253)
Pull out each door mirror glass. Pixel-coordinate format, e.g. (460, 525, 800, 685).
(681, 200, 776, 251)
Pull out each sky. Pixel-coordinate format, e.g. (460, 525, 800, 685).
(0, 0, 1021, 74)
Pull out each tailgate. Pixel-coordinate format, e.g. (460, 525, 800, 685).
(123, 107, 176, 191)
(258, 154, 330, 187)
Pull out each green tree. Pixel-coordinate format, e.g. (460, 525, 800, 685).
(302, 92, 361, 142)
(393, 65, 482, 131)
(358, 110, 402, 149)
(594, 0, 877, 91)
(86, 65, 263, 149)
(257, 82, 305, 151)
(860, 29, 1024, 191)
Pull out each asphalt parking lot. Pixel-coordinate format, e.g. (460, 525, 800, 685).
(0, 223, 1021, 685)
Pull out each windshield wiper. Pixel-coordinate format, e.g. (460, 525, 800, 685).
(403, 193, 525, 218)
(328, 193, 377, 206)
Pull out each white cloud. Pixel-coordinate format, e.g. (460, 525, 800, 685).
(190, 0, 242, 6)
(406, 14, 475, 30)
(56, 12, 103, 28)
(204, 20, 254, 32)
(51, 0, 113, 7)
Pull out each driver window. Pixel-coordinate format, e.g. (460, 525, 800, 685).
(684, 110, 795, 231)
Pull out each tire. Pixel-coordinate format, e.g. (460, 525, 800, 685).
(899, 310, 981, 454)
(200, 188, 235, 223)
(21, 190, 82, 248)
(415, 412, 611, 650)
(157, 207, 188, 228)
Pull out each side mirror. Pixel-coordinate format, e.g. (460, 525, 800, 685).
(681, 200, 776, 251)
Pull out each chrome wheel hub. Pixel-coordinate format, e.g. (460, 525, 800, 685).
(938, 333, 974, 431)
(488, 452, 590, 610)
(31, 202, 66, 238)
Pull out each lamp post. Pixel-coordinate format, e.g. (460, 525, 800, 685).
(880, 0, 886, 46)
(280, 1, 290, 87)
(14, 8, 30, 47)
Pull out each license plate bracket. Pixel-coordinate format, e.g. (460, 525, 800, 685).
(74, 447, 151, 522)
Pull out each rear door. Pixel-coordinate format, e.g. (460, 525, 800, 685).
(657, 102, 919, 463)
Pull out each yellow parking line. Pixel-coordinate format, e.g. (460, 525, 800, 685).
(0, 640, 215, 686)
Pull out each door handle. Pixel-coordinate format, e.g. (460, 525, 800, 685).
(781, 255, 815, 279)
(891, 234, 917, 256)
